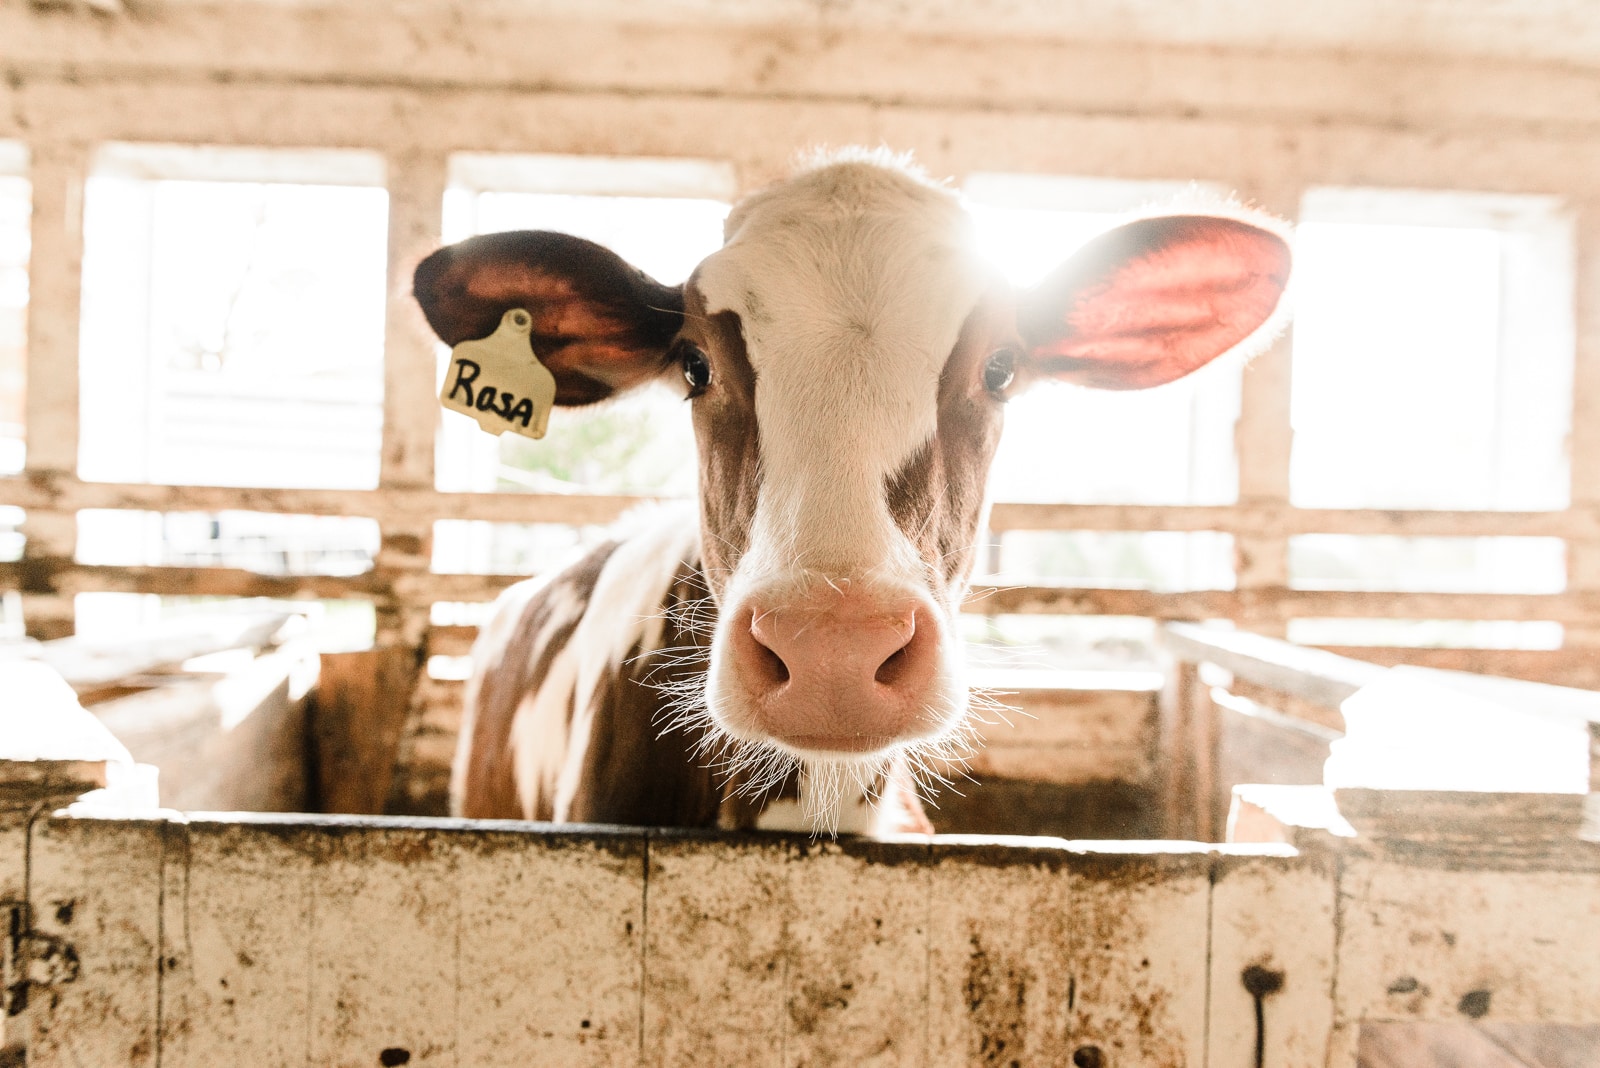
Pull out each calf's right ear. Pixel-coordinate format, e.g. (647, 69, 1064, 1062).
(413, 231, 685, 406)
(1019, 214, 1291, 392)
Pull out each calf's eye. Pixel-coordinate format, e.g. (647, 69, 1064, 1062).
(983, 349, 1017, 396)
(682, 344, 713, 394)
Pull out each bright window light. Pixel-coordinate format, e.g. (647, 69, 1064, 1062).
(1290, 187, 1574, 511)
(0, 142, 28, 476)
(0, 503, 22, 562)
(990, 530, 1236, 592)
(78, 144, 389, 490)
(964, 173, 1243, 608)
(431, 519, 611, 576)
(73, 592, 376, 652)
(77, 509, 379, 577)
(1289, 535, 1565, 594)
(964, 173, 1243, 508)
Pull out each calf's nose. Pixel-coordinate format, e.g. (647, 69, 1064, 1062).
(728, 587, 941, 754)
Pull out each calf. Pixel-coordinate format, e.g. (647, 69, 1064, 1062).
(413, 152, 1290, 834)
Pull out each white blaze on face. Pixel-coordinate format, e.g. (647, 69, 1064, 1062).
(696, 161, 987, 599)
(692, 159, 991, 795)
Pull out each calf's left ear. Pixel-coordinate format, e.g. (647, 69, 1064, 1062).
(1019, 215, 1290, 391)
(413, 230, 685, 406)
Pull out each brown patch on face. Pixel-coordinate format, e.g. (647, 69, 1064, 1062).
(682, 280, 762, 598)
(885, 287, 1014, 587)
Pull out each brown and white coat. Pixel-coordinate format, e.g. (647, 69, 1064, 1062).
(413, 151, 1291, 835)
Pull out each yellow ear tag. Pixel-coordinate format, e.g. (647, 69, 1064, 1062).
(439, 308, 557, 439)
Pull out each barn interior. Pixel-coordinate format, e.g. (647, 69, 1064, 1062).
(4, 2, 1600, 1065)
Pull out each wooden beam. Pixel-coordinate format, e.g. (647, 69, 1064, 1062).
(9, 559, 1600, 624)
(7, 475, 1593, 537)
(10, 5, 1600, 146)
(19, 139, 88, 640)
(1161, 621, 1387, 712)
(1315, 645, 1600, 689)
(1229, 181, 1301, 637)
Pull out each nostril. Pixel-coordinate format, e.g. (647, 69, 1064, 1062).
(874, 643, 911, 687)
(756, 639, 790, 686)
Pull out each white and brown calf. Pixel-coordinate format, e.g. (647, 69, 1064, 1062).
(413, 153, 1290, 835)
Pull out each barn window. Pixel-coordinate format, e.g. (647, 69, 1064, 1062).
(1287, 187, 1575, 647)
(430, 153, 734, 575)
(78, 143, 389, 488)
(72, 143, 389, 641)
(1290, 187, 1573, 511)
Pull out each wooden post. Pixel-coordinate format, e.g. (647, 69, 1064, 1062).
(365, 151, 447, 814)
(1158, 656, 1219, 840)
(19, 140, 89, 640)
(1231, 183, 1303, 639)
(374, 149, 448, 652)
(309, 647, 418, 814)
(1567, 202, 1600, 652)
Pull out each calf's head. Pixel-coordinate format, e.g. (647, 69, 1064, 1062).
(414, 156, 1289, 816)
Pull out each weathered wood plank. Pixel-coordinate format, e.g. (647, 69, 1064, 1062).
(12, 3, 1600, 142)
(1211, 688, 1341, 800)
(93, 647, 315, 811)
(780, 839, 929, 1067)
(640, 834, 792, 1067)
(379, 150, 447, 493)
(1316, 647, 1600, 691)
(159, 818, 317, 1067)
(1063, 848, 1213, 1067)
(925, 840, 1074, 1066)
(26, 815, 165, 1068)
(1335, 857, 1600, 1037)
(18, 610, 291, 700)
(454, 825, 646, 1066)
(0, 823, 23, 1057)
(305, 821, 461, 1067)
(1209, 850, 1337, 1068)
(17, 557, 1599, 624)
(642, 834, 931, 1067)
(1164, 622, 1387, 711)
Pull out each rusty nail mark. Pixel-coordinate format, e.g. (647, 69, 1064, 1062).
(1458, 989, 1491, 1019)
(1242, 964, 1285, 1068)
(378, 1048, 411, 1066)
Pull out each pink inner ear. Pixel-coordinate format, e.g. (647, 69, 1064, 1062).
(1030, 218, 1291, 390)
